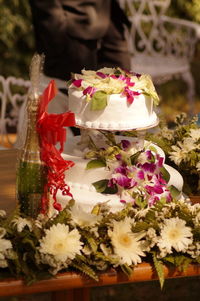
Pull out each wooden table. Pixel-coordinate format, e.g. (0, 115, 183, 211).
(0, 149, 199, 301)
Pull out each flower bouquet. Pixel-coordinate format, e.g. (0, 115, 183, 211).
(0, 197, 199, 288)
(146, 113, 200, 196)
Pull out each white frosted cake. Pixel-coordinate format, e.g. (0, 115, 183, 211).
(54, 135, 183, 213)
(68, 67, 159, 130)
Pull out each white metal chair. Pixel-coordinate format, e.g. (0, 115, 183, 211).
(0, 75, 30, 148)
(0, 74, 75, 149)
(119, 0, 200, 113)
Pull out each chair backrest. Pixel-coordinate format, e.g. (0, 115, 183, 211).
(119, 0, 171, 17)
(0, 75, 30, 148)
(119, 0, 196, 60)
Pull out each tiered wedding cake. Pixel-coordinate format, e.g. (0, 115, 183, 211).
(55, 67, 183, 213)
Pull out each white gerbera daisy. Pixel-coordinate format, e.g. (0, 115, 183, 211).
(108, 217, 145, 266)
(39, 223, 83, 262)
(70, 204, 101, 227)
(157, 217, 193, 253)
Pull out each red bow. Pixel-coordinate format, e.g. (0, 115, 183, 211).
(37, 80, 75, 213)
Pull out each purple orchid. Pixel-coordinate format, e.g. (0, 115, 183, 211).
(115, 165, 127, 175)
(137, 170, 145, 180)
(157, 155, 164, 167)
(121, 139, 131, 150)
(140, 162, 156, 173)
(145, 184, 164, 195)
(148, 196, 160, 207)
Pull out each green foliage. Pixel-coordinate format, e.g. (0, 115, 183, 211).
(92, 179, 118, 194)
(147, 113, 200, 196)
(86, 159, 106, 170)
(152, 252, 165, 289)
(0, 198, 199, 287)
(0, 0, 34, 78)
(169, 0, 200, 23)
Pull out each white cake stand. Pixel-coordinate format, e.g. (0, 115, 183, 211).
(74, 117, 160, 152)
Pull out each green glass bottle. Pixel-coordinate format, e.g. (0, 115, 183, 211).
(16, 54, 47, 218)
(17, 94, 48, 218)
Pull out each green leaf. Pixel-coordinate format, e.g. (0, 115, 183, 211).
(130, 151, 143, 165)
(92, 179, 118, 194)
(22, 237, 36, 249)
(132, 221, 150, 232)
(93, 179, 108, 193)
(152, 253, 165, 289)
(71, 262, 98, 281)
(86, 159, 106, 170)
(90, 91, 107, 111)
(121, 264, 133, 276)
(169, 185, 181, 198)
(148, 145, 158, 154)
(160, 166, 170, 183)
(134, 195, 147, 209)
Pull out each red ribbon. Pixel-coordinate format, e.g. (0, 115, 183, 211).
(37, 80, 75, 213)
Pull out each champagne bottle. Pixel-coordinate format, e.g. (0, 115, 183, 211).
(16, 54, 47, 218)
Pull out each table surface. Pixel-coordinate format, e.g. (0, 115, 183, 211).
(0, 149, 199, 298)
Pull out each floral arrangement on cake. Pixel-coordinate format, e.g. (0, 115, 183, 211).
(84, 131, 178, 207)
(68, 67, 160, 110)
(0, 197, 200, 288)
(146, 113, 200, 196)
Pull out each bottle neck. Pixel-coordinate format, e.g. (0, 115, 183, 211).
(20, 96, 41, 163)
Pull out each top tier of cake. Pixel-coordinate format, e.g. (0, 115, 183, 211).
(68, 67, 159, 131)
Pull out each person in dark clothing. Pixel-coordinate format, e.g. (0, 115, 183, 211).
(28, 0, 131, 135)
(29, 0, 131, 80)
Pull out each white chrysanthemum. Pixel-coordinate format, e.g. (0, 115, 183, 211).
(108, 217, 145, 265)
(11, 217, 33, 232)
(0, 227, 6, 238)
(161, 127, 174, 140)
(189, 128, 200, 141)
(70, 204, 101, 227)
(39, 223, 83, 262)
(157, 217, 193, 253)
(0, 210, 6, 218)
(182, 137, 197, 152)
(0, 238, 12, 254)
(197, 162, 200, 171)
(169, 143, 186, 165)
